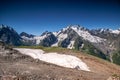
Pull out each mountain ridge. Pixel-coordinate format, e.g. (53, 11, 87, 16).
(0, 24, 120, 65)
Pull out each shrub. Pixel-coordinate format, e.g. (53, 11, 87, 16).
(112, 51, 120, 65)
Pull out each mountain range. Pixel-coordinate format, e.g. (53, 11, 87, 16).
(0, 24, 120, 65)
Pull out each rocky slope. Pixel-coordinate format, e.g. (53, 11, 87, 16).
(0, 41, 120, 80)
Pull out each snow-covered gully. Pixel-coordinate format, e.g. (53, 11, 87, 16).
(14, 48, 90, 71)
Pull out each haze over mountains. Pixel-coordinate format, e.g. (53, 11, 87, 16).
(0, 24, 120, 65)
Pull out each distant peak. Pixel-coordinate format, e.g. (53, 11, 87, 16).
(0, 24, 12, 29)
(41, 31, 52, 36)
(20, 32, 35, 38)
(69, 25, 87, 31)
(0, 24, 8, 28)
(0, 24, 16, 33)
(60, 25, 87, 32)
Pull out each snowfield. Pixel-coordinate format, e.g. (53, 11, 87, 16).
(14, 48, 90, 71)
(71, 26, 106, 43)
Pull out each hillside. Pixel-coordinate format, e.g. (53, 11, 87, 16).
(0, 42, 120, 80)
(0, 24, 120, 65)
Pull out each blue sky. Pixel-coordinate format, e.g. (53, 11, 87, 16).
(0, 0, 120, 35)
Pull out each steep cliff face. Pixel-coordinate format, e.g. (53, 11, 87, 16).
(0, 25, 22, 46)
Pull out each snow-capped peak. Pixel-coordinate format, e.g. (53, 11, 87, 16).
(110, 29, 120, 34)
(70, 25, 106, 43)
(70, 25, 86, 30)
(92, 28, 120, 34)
(52, 25, 106, 48)
(96, 28, 109, 33)
(0, 25, 13, 31)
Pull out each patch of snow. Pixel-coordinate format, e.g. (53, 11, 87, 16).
(58, 33, 68, 40)
(53, 30, 62, 36)
(14, 48, 44, 59)
(21, 34, 49, 45)
(62, 27, 69, 31)
(52, 33, 68, 47)
(71, 26, 106, 43)
(67, 41, 75, 49)
(111, 30, 120, 34)
(53, 26, 69, 37)
(51, 42, 58, 47)
(52, 32, 58, 36)
(14, 48, 90, 71)
(99, 28, 104, 32)
(81, 43, 84, 48)
(21, 36, 34, 41)
(33, 35, 47, 44)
